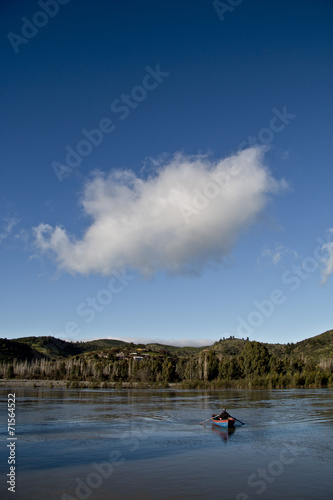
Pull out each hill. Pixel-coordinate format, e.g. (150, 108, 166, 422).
(1, 330, 333, 364)
(291, 329, 333, 363)
(0, 338, 45, 362)
(15, 336, 128, 360)
(0, 330, 332, 389)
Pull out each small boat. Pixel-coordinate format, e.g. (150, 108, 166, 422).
(199, 409, 243, 428)
(211, 415, 235, 428)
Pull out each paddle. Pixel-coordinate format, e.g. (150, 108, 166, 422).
(219, 408, 246, 425)
(198, 415, 219, 425)
(198, 412, 245, 426)
(229, 414, 245, 425)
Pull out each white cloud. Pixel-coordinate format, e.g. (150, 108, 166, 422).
(0, 215, 19, 244)
(320, 229, 333, 284)
(260, 244, 298, 266)
(34, 147, 287, 277)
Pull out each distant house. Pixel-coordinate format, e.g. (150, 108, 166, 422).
(132, 356, 144, 361)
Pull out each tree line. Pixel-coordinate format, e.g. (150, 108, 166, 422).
(1, 341, 332, 388)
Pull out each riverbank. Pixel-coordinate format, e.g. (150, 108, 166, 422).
(0, 379, 171, 389)
(1, 378, 332, 390)
(0, 379, 68, 388)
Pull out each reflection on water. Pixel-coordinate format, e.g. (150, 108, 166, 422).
(0, 388, 332, 499)
(211, 425, 236, 442)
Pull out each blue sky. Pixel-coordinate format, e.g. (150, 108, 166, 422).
(1, 0, 333, 346)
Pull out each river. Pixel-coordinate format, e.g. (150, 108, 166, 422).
(1, 387, 332, 499)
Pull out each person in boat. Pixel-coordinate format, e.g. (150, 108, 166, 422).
(217, 409, 231, 420)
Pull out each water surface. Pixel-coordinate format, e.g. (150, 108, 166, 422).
(1, 388, 332, 499)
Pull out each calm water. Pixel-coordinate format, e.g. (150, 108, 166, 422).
(1, 387, 333, 499)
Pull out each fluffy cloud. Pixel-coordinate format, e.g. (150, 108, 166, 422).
(34, 147, 287, 276)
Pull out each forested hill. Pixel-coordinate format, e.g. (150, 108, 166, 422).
(290, 329, 333, 362)
(0, 330, 332, 388)
(4, 336, 128, 360)
(1, 330, 333, 363)
(0, 338, 45, 362)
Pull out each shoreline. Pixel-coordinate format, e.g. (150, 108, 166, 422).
(0, 379, 69, 388)
(0, 379, 172, 389)
(0, 379, 331, 390)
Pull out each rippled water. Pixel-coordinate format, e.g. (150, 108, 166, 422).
(1, 388, 333, 499)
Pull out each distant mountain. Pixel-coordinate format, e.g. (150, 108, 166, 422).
(0, 330, 332, 365)
(84, 338, 128, 350)
(211, 330, 333, 361)
(13, 336, 127, 360)
(0, 338, 45, 362)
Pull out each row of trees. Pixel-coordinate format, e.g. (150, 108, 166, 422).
(1, 342, 332, 388)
